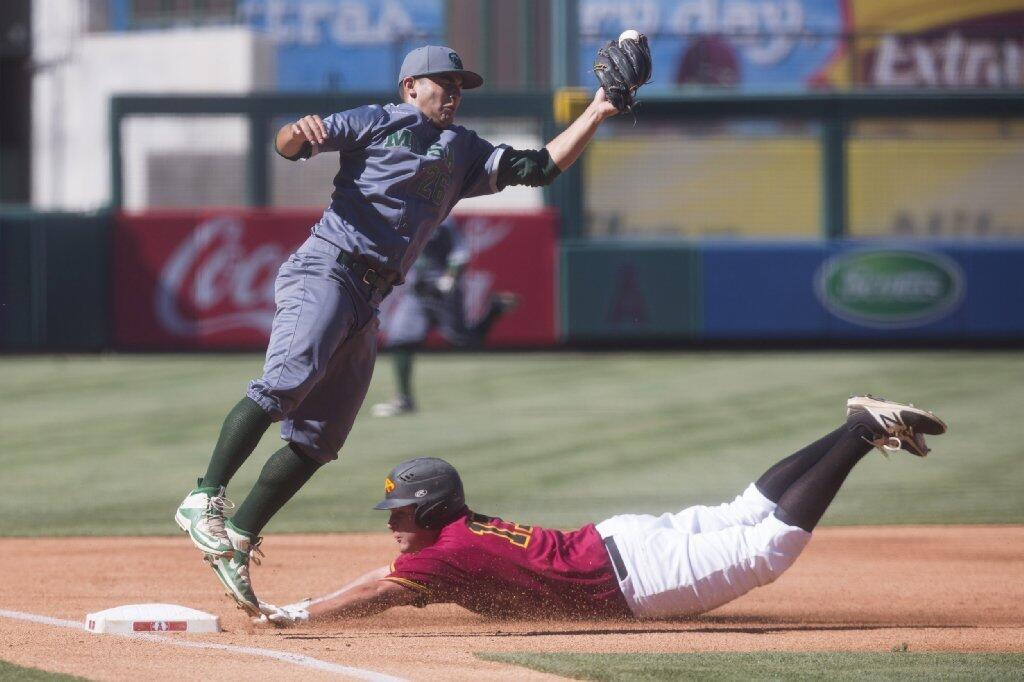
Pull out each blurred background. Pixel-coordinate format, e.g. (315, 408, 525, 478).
(2, 0, 1023, 349)
(1, 1, 1023, 532)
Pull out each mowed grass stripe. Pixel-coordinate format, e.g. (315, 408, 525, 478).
(0, 660, 87, 681)
(1, 352, 1021, 536)
(476, 652, 1024, 681)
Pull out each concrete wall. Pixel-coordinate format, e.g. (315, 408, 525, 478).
(31, 0, 274, 210)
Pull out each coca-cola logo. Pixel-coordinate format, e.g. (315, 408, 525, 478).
(459, 216, 513, 257)
(156, 216, 293, 337)
(378, 217, 513, 335)
(460, 217, 512, 317)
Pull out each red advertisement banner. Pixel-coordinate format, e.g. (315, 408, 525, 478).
(112, 209, 558, 350)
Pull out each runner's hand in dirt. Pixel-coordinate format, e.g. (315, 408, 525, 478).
(254, 599, 311, 627)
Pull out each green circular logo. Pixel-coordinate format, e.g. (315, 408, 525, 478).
(815, 250, 964, 328)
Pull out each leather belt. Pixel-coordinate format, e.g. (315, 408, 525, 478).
(603, 536, 629, 581)
(336, 251, 398, 299)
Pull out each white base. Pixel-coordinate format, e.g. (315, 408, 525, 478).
(85, 603, 220, 634)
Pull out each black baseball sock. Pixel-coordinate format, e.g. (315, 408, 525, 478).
(394, 347, 414, 403)
(468, 297, 507, 341)
(200, 397, 273, 490)
(774, 422, 876, 532)
(230, 444, 324, 537)
(754, 426, 846, 503)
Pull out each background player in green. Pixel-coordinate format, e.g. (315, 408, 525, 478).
(373, 217, 520, 417)
(173, 45, 633, 616)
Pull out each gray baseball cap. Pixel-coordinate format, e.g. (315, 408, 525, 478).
(398, 45, 483, 89)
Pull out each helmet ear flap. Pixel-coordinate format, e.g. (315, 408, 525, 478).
(414, 498, 455, 529)
(414, 501, 437, 529)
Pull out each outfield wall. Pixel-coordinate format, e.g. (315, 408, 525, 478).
(0, 210, 109, 350)
(109, 209, 558, 350)
(3, 209, 1023, 350)
(562, 240, 1024, 343)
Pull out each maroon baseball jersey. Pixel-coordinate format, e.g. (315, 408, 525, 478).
(385, 511, 631, 619)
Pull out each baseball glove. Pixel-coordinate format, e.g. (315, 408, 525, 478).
(593, 34, 653, 114)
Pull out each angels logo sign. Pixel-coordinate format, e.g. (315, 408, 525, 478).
(132, 620, 187, 632)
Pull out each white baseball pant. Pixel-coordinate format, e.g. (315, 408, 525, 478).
(596, 483, 811, 619)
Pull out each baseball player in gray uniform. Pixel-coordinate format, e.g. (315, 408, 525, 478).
(174, 45, 621, 616)
(373, 218, 519, 417)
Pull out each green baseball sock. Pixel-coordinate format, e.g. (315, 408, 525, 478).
(230, 444, 323, 537)
(200, 397, 273, 490)
(394, 347, 414, 402)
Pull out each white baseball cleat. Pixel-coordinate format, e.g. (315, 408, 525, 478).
(846, 395, 947, 457)
(207, 523, 264, 617)
(371, 396, 415, 417)
(175, 480, 235, 557)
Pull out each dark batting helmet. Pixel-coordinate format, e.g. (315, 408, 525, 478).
(373, 457, 467, 529)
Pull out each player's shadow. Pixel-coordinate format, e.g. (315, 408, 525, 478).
(281, 616, 979, 640)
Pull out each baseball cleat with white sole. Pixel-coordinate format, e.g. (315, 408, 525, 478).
(371, 396, 416, 418)
(846, 395, 947, 457)
(175, 480, 235, 557)
(207, 522, 264, 617)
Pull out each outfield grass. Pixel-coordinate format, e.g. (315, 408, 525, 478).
(476, 652, 1024, 681)
(2, 351, 1022, 536)
(0, 660, 85, 681)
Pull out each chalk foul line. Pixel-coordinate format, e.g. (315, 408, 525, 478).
(0, 608, 405, 682)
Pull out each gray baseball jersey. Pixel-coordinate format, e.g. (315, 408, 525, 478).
(308, 103, 505, 280)
(248, 103, 506, 461)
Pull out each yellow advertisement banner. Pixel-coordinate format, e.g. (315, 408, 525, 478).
(586, 136, 820, 237)
(849, 121, 1024, 237)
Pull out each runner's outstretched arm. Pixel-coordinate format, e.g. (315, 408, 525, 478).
(257, 566, 418, 625)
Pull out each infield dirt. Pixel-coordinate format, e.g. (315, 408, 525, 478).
(1, 526, 1021, 680)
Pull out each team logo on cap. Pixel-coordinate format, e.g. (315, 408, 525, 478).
(384, 477, 395, 494)
(448, 52, 463, 69)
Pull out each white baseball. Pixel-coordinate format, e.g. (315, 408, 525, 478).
(618, 29, 640, 45)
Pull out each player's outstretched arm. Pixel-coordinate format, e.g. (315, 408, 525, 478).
(274, 115, 328, 160)
(307, 577, 416, 621)
(544, 88, 618, 171)
(257, 565, 419, 626)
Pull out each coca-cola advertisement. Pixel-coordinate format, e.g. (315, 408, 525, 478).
(112, 209, 558, 350)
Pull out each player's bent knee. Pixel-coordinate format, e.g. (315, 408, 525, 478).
(284, 438, 339, 465)
(757, 515, 812, 584)
(288, 442, 327, 467)
(245, 385, 287, 421)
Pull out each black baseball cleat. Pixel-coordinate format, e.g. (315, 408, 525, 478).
(492, 291, 521, 313)
(846, 395, 947, 458)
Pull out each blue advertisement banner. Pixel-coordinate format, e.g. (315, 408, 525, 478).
(242, 0, 444, 90)
(578, 0, 845, 91)
(701, 242, 831, 337)
(702, 242, 1024, 340)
